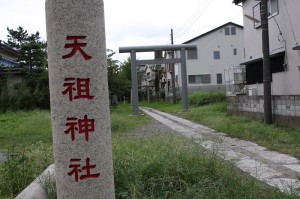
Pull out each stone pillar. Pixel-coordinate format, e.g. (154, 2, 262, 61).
(46, 0, 115, 198)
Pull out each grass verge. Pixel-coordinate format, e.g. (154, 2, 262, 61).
(143, 93, 300, 159)
(1, 103, 299, 198)
(183, 102, 300, 159)
(0, 105, 150, 198)
(0, 142, 53, 198)
(113, 135, 298, 199)
(0, 110, 52, 149)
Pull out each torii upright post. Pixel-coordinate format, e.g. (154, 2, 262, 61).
(130, 50, 139, 115)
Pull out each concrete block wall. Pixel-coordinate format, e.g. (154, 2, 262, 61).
(227, 95, 300, 128)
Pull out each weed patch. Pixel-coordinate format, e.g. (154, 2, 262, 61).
(113, 135, 296, 198)
(0, 142, 53, 198)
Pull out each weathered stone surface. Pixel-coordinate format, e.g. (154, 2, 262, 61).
(15, 164, 55, 199)
(46, 0, 115, 198)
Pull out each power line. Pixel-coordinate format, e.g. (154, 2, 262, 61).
(174, 0, 211, 39)
(174, 0, 209, 35)
(175, 0, 211, 37)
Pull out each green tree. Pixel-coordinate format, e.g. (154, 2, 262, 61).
(119, 57, 131, 99)
(6, 26, 29, 49)
(120, 57, 131, 81)
(107, 49, 121, 94)
(150, 65, 165, 101)
(106, 50, 131, 102)
(6, 26, 47, 70)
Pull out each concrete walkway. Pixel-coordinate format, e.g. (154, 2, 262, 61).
(140, 107, 300, 194)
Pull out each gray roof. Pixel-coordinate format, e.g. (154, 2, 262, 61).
(183, 22, 243, 44)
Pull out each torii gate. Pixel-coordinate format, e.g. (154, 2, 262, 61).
(119, 44, 197, 115)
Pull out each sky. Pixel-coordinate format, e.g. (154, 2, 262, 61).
(0, 0, 243, 62)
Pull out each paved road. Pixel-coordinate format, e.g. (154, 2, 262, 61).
(140, 107, 300, 194)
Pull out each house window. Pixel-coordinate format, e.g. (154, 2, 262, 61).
(146, 72, 150, 79)
(268, 0, 278, 16)
(225, 26, 236, 35)
(187, 49, 198, 59)
(188, 74, 211, 84)
(225, 27, 230, 35)
(253, 0, 278, 29)
(233, 48, 237, 55)
(202, 74, 211, 83)
(213, 51, 220, 59)
(216, 74, 222, 84)
(189, 75, 196, 83)
(253, 3, 261, 28)
(231, 27, 236, 35)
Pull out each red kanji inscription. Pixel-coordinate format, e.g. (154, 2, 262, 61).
(65, 115, 95, 141)
(68, 158, 81, 182)
(68, 158, 101, 182)
(62, 78, 94, 101)
(62, 36, 92, 60)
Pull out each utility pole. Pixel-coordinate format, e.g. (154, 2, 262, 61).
(170, 29, 177, 104)
(261, 0, 273, 124)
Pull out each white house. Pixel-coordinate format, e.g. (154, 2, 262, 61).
(233, 0, 300, 95)
(176, 22, 245, 93)
(139, 64, 164, 100)
(229, 0, 300, 128)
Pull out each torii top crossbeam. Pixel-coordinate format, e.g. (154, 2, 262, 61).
(119, 44, 197, 53)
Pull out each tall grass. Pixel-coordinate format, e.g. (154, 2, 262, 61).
(113, 135, 297, 199)
(0, 142, 53, 198)
(1, 103, 299, 198)
(0, 110, 52, 149)
(0, 110, 53, 198)
(144, 92, 300, 159)
(110, 105, 152, 136)
(0, 105, 150, 198)
(183, 102, 300, 159)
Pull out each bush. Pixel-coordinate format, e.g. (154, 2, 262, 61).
(0, 70, 50, 112)
(0, 86, 10, 112)
(188, 92, 226, 107)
